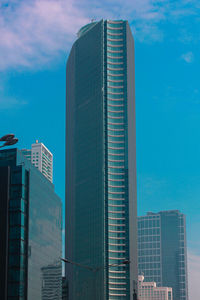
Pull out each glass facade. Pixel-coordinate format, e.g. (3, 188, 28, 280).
(66, 20, 137, 300)
(0, 148, 62, 300)
(138, 211, 188, 300)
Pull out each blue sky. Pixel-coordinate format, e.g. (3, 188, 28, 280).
(1, 0, 200, 298)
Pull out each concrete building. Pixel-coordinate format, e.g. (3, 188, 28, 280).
(138, 210, 188, 300)
(0, 148, 62, 300)
(66, 20, 137, 299)
(138, 275, 173, 300)
(22, 140, 53, 182)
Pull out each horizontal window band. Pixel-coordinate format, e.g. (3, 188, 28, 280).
(108, 237, 126, 240)
(107, 50, 123, 54)
(108, 259, 126, 262)
(107, 55, 123, 59)
(107, 38, 123, 42)
(108, 111, 124, 114)
(108, 154, 125, 158)
(109, 276, 126, 279)
(108, 205, 125, 208)
(109, 210, 125, 214)
(107, 128, 125, 132)
(108, 230, 125, 233)
(108, 198, 125, 201)
(108, 159, 125, 162)
(109, 282, 127, 285)
(108, 178, 125, 181)
(107, 32, 123, 36)
(108, 287, 126, 291)
(108, 61, 124, 65)
(108, 166, 125, 169)
(107, 98, 124, 101)
(108, 91, 124, 95)
(107, 69, 124, 73)
(109, 249, 126, 253)
(108, 123, 124, 126)
(108, 171, 125, 175)
(107, 20, 124, 24)
(108, 105, 124, 108)
(108, 86, 124, 89)
(107, 43, 123, 47)
(108, 192, 125, 196)
(108, 80, 124, 84)
(108, 141, 125, 144)
(108, 116, 124, 120)
(109, 294, 127, 297)
(108, 134, 125, 138)
(109, 223, 126, 227)
(109, 243, 126, 246)
(107, 26, 123, 30)
(108, 203, 126, 207)
(107, 65, 124, 70)
(108, 141, 124, 144)
(108, 185, 125, 188)
(108, 216, 126, 220)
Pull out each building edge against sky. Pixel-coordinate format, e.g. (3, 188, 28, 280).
(65, 19, 137, 299)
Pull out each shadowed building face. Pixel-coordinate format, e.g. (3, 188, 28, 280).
(66, 20, 137, 300)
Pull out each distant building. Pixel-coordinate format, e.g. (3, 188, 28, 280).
(138, 275, 173, 300)
(0, 148, 62, 300)
(22, 140, 53, 182)
(138, 210, 188, 300)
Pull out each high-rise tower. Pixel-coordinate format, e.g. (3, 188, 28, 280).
(66, 20, 137, 300)
(138, 210, 188, 300)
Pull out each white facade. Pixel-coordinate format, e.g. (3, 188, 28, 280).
(22, 140, 53, 182)
(138, 275, 173, 300)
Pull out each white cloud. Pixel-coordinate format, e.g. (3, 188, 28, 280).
(0, 0, 89, 70)
(188, 251, 200, 300)
(0, 0, 199, 70)
(181, 52, 194, 63)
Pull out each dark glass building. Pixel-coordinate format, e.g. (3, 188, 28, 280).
(138, 210, 188, 300)
(0, 148, 62, 300)
(66, 20, 137, 299)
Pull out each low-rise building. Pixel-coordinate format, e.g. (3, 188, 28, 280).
(138, 275, 173, 300)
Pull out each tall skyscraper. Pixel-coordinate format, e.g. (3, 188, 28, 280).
(65, 20, 137, 299)
(0, 148, 62, 300)
(138, 210, 188, 300)
(22, 140, 53, 182)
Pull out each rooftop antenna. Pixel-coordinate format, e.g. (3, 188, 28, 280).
(91, 18, 96, 22)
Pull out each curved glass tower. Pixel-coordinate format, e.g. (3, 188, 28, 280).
(66, 20, 137, 300)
